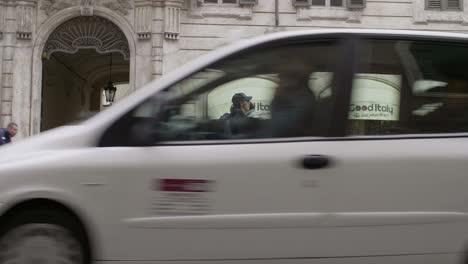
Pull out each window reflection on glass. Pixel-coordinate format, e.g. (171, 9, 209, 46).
(207, 76, 277, 120)
(131, 41, 339, 142)
(348, 39, 468, 136)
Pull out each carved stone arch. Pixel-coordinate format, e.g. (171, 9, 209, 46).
(43, 16, 130, 60)
(30, 6, 137, 135)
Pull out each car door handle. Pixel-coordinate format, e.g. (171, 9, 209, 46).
(301, 155, 330, 169)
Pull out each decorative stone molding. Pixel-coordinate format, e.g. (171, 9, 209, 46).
(43, 16, 130, 60)
(152, 0, 165, 7)
(41, 0, 134, 16)
(135, 0, 152, 40)
(188, 0, 254, 20)
(164, 1, 182, 40)
(412, 0, 468, 24)
(16, 0, 37, 40)
(40, 0, 74, 15)
(296, 7, 363, 23)
(80, 0, 94, 15)
(102, 0, 134, 16)
(164, 3, 180, 39)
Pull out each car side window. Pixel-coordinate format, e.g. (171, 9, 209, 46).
(347, 39, 468, 136)
(111, 40, 340, 145)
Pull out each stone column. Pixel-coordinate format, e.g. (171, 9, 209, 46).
(151, 0, 165, 79)
(12, 0, 37, 137)
(0, 0, 17, 129)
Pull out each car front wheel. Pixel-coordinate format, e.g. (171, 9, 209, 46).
(0, 209, 89, 264)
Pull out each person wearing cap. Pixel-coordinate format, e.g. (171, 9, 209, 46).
(220, 93, 264, 137)
(230, 93, 254, 117)
(230, 93, 269, 119)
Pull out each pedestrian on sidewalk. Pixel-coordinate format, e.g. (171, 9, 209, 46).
(0, 122, 18, 145)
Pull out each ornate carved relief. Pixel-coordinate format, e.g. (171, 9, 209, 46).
(43, 16, 130, 60)
(40, 0, 133, 16)
(80, 0, 94, 15)
(102, 0, 133, 15)
(40, 0, 74, 15)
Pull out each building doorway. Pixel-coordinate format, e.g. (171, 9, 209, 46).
(41, 16, 130, 131)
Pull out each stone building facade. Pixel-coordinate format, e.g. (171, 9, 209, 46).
(0, 0, 467, 138)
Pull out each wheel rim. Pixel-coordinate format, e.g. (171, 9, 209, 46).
(0, 223, 83, 264)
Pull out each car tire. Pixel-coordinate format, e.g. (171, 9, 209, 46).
(0, 208, 90, 264)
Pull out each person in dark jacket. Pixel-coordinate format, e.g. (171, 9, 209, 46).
(264, 58, 316, 137)
(220, 93, 265, 137)
(0, 122, 18, 145)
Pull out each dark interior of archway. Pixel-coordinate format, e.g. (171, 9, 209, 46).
(41, 49, 129, 131)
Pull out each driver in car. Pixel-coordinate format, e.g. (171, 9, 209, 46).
(220, 93, 266, 136)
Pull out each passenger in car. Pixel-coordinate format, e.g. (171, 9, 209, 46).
(268, 60, 317, 138)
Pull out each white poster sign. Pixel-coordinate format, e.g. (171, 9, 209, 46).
(349, 74, 401, 121)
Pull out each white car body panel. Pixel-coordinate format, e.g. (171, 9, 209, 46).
(0, 29, 467, 263)
(84, 137, 468, 261)
(96, 253, 464, 264)
(124, 212, 468, 229)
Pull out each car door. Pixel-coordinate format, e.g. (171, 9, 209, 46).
(315, 36, 468, 259)
(95, 36, 357, 261)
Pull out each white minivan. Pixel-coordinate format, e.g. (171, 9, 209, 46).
(1, 29, 468, 264)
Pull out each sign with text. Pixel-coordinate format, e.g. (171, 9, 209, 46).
(349, 74, 401, 121)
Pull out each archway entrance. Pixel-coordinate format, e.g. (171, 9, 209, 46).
(41, 16, 130, 131)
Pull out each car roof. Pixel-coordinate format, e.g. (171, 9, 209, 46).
(240, 28, 468, 45)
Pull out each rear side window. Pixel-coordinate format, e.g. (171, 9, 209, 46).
(347, 39, 468, 136)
